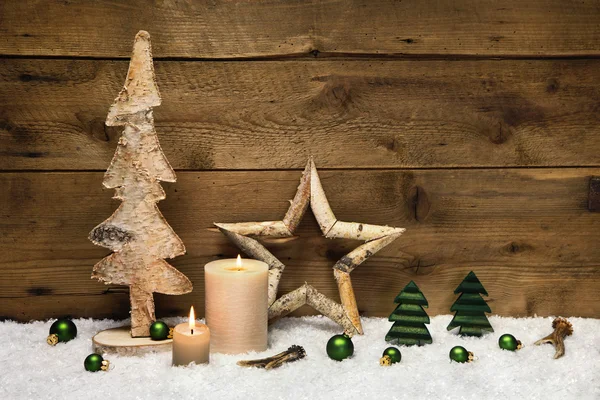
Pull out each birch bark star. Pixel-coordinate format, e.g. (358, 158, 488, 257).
(214, 158, 405, 336)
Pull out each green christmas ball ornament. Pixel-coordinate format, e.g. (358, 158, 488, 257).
(84, 353, 110, 372)
(382, 347, 402, 364)
(47, 318, 77, 345)
(149, 321, 170, 341)
(449, 346, 474, 363)
(326, 334, 354, 361)
(498, 333, 522, 351)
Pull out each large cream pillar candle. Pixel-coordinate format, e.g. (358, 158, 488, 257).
(172, 306, 210, 366)
(205, 255, 268, 354)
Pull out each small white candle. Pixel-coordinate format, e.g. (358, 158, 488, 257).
(172, 306, 210, 366)
(205, 255, 268, 354)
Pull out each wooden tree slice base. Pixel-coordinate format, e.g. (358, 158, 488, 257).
(92, 326, 172, 356)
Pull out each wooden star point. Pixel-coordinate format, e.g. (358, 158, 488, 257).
(214, 159, 405, 335)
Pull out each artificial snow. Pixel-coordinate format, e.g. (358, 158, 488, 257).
(0, 315, 598, 399)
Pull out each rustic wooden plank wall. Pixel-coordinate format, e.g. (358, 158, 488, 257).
(1, 0, 599, 321)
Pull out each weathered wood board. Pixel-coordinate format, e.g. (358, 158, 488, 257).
(1, 169, 598, 321)
(1, 1, 599, 323)
(1, 59, 599, 170)
(1, 0, 599, 57)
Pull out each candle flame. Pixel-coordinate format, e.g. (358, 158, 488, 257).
(226, 254, 247, 272)
(189, 306, 195, 332)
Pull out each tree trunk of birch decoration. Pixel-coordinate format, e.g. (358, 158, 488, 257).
(215, 159, 405, 336)
(89, 31, 192, 338)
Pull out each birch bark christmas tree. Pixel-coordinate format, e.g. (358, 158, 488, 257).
(89, 31, 192, 338)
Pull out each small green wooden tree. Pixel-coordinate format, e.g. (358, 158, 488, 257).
(385, 281, 432, 346)
(447, 271, 494, 336)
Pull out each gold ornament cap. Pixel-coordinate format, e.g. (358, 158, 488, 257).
(380, 355, 392, 366)
(467, 351, 475, 363)
(101, 359, 110, 371)
(516, 340, 523, 350)
(47, 334, 59, 346)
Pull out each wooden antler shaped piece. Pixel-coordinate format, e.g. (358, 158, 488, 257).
(534, 317, 573, 359)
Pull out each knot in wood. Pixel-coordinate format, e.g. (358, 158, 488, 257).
(89, 224, 133, 248)
(334, 256, 353, 272)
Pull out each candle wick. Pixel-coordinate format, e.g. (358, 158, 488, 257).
(191, 329, 194, 335)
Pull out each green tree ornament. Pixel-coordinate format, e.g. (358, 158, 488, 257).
(47, 318, 77, 345)
(447, 271, 494, 336)
(84, 354, 110, 372)
(385, 281, 432, 346)
(326, 334, 354, 361)
(149, 321, 170, 341)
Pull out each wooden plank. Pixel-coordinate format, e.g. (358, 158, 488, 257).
(1, 59, 599, 170)
(1, 0, 599, 58)
(1, 169, 599, 321)
(0, 294, 131, 322)
(3, 263, 597, 322)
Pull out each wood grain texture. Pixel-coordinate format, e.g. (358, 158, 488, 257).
(92, 327, 173, 356)
(1, 169, 598, 321)
(1, 59, 599, 170)
(1, 0, 599, 58)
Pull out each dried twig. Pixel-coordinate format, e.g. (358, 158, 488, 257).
(268, 283, 356, 335)
(333, 269, 362, 334)
(237, 345, 306, 369)
(282, 161, 312, 232)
